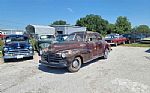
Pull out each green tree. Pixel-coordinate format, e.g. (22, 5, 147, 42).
(136, 25, 150, 33)
(107, 24, 116, 34)
(51, 20, 67, 25)
(76, 14, 109, 35)
(115, 16, 131, 34)
(132, 25, 150, 36)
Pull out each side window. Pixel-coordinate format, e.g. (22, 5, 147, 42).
(87, 34, 98, 42)
(97, 34, 102, 40)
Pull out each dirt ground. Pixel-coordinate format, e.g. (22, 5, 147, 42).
(0, 46, 150, 93)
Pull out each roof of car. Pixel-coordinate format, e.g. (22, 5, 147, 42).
(71, 31, 99, 34)
(6, 34, 28, 38)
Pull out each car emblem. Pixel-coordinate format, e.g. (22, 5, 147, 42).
(17, 42, 21, 48)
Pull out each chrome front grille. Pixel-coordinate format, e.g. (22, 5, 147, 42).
(42, 52, 65, 63)
(8, 49, 30, 55)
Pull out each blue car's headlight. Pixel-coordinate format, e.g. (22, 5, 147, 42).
(4, 47, 8, 51)
(29, 46, 32, 50)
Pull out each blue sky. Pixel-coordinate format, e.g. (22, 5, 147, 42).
(0, 0, 150, 30)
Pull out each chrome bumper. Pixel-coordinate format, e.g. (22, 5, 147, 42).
(39, 60, 67, 68)
(3, 53, 33, 59)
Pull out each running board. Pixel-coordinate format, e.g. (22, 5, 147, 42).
(83, 55, 103, 63)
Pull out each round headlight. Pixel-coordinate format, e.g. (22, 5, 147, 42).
(4, 47, 8, 51)
(39, 50, 43, 55)
(61, 53, 66, 58)
(29, 46, 32, 50)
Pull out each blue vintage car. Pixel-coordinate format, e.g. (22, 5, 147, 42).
(2, 35, 34, 62)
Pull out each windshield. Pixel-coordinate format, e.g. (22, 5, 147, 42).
(66, 33, 84, 41)
(56, 35, 68, 41)
(40, 35, 55, 40)
(105, 34, 119, 39)
(5, 36, 28, 43)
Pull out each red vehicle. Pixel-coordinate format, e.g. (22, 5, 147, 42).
(0, 31, 6, 39)
(105, 34, 127, 46)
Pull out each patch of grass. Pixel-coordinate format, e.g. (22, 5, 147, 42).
(122, 43, 150, 47)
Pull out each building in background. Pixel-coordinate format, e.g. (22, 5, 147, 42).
(0, 29, 24, 35)
(51, 25, 86, 35)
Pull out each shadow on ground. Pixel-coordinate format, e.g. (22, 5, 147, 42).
(38, 57, 104, 74)
(3, 57, 33, 63)
(38, 65, 68, 74)
(145, 49, 150, 53)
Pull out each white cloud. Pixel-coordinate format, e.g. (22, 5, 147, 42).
(67, 8, 73, 13)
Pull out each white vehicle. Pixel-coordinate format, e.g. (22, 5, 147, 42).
(26, 25, 55, 36)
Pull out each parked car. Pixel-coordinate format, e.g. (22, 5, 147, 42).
(35, 35, 55, 55)
(39, 31, 111, 72)
(2, 35, 34, 62)
(0, 31, 6, 39)
(140, 37, 150, 44)
(55, 34, 68, 42)
(123, 34, 145, 43)
(105, 34, 127, 46)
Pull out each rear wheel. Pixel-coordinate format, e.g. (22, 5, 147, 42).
(103, 49, 109, 59)
(115, 43, 117, 46)
(68, 57, 82, 72)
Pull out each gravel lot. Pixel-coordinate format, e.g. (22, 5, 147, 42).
(0, 46, 150, 93)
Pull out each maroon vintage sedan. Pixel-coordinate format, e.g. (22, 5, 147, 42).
(39, 31, 111, 72)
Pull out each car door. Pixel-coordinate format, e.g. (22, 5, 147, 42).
(86, 33, 103, 57)
(94, 34, 103, 56)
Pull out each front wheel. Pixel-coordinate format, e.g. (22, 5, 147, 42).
(68, 57, 82, 72)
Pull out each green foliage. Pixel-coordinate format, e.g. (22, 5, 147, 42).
(115, 16, 132, 34)
(0, 46, 2, 51)
(0, 40, 3, 57)
(29, 38, 37, 51)
(107, 24, 116, 34)
(0, 39, 4, 51)
(76, 14, 109, 35)
(51, 20, 67, 25)
(0, 51, 2, 57)
(131, 25, 150, 37)
(136, 25, 150, 34)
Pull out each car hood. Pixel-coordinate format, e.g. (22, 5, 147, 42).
(5, 42, 29, 49)
(105, 38, 113, 40)
(38, 40, 52, 44)
(50, 41, 85, 52)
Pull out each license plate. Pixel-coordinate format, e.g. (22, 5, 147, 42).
(17, 55, 23, 59)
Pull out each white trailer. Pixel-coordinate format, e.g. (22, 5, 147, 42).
(26, 25, 55, 35)
(51, 25, 86, 35)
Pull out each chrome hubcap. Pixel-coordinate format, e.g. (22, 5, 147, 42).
(104, 49, 108, 57)
(72, 60, 79, 68)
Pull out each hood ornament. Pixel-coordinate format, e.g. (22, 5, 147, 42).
(17, 42, 21, 49)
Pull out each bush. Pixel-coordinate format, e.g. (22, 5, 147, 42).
(29, 38, 38, 51)
(0, 40, 4, 51)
